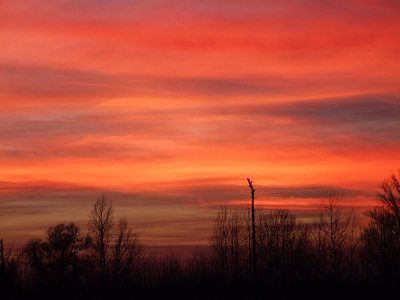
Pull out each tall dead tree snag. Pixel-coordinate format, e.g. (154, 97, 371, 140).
(247, 178, 258, 294)
(0, 239, 14, 278)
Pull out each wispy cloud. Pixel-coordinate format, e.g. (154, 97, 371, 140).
(1, 0, 399, 246)
(0, 178, 375, 247)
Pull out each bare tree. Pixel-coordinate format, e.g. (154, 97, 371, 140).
(23, 238, 49, 285)
(187, 247, 212, 288)
(45, 223, 90, 285)
(159, 250, 185, 291)
(0, 239, 14, 279)
(366, 171, 400, 237)
(111, 217, 142, 286)
(257, 209, 311, 286)
(23, 223, 90, 288)
(312, 194, 360, 286)
(362, 171, 400, 282)
(210, 206, 249, 285)
(362, 207, 400, 283)
(0, 238, 18, 294)
(247, 178, 257, 291)
(88, 194, 114, 282)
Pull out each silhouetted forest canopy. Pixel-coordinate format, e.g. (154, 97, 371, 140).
(1, 171, 400, 299)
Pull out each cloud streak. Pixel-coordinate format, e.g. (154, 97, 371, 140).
(1, 0, 399, 246)
(0, 178, 375, 247)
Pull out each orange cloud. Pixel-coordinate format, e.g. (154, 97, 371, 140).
(1, 0, 399, 247)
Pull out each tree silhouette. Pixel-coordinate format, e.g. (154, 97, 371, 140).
(366, 171, 400, 238)
(247, 178, 257, 294)
(45, 223, 91, 285)
(257, 209, 311, 287)
(23, 223, 90, 290)
(88, 194, 143, 295)
(0, 238, 18, 295)
(111, 217, 142, 288)
(362, 207, 400, 283)
(0, 238, 14, 279)
(312, 194, 360, 287)
(88, 194, 114, 284)
(363, 171, 400, 284)
(6, 171, 400, 299)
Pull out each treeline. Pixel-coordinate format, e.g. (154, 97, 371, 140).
(1, 172, 400, 299)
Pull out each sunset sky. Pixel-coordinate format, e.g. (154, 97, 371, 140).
(1, 0, 400, 247)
